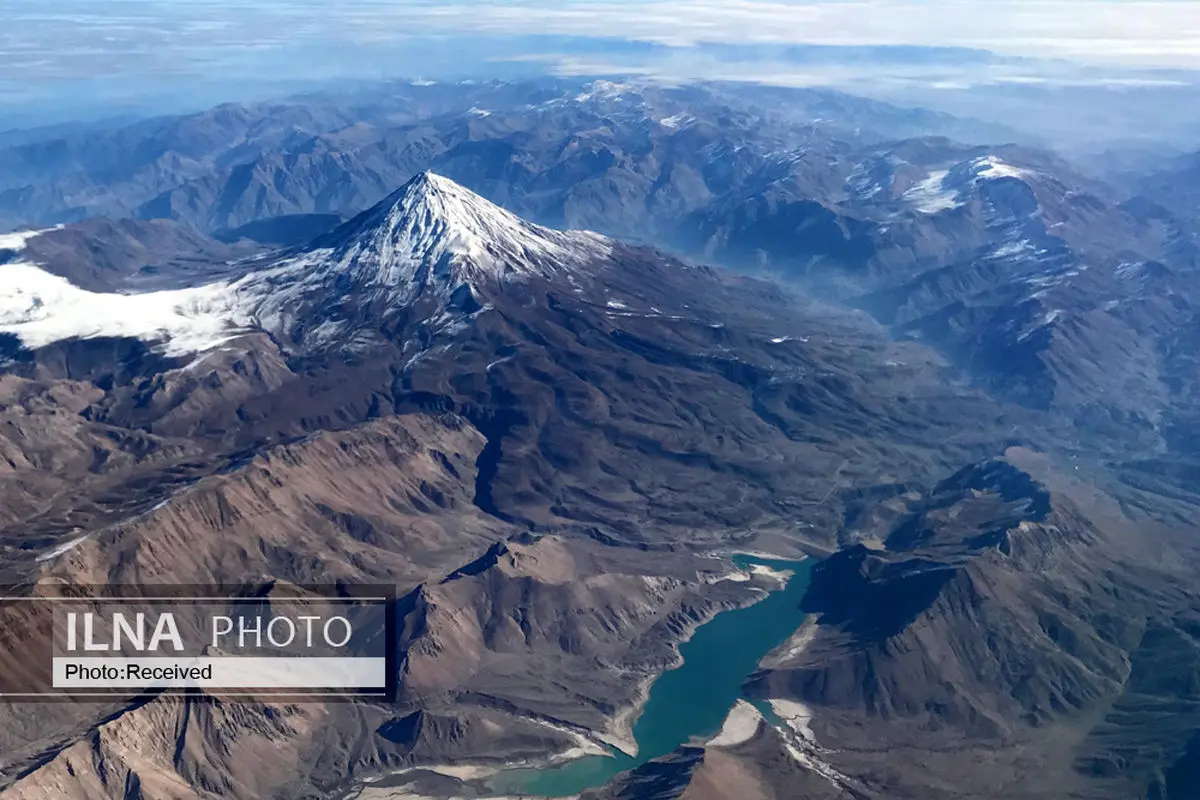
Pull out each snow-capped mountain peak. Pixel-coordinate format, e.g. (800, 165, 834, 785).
(0, 174, 614, 357)
(319, 171, 611, 293)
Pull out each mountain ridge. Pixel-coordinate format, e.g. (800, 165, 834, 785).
(0, 173, 617, 358)
(1, 109, 1200, 800)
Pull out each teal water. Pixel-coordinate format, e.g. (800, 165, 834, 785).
(488, 556, 813, 798)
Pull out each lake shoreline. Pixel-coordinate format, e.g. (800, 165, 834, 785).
(349, 553, 814, 800)
(487, 554, 815, 797)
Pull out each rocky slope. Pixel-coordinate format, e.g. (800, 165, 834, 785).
(0, 174, 1015, 799)
(8, 82, 1199, 441)
(0, 80, 1014, 237)
(0, 171, 1197, 800)
(741, 449, 1200, 800)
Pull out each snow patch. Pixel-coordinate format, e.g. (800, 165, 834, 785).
(1025, 273, 1063, 290)
(852, 180, 884, 200)
(991, 239, 1036, 259)
(658, 113, 693, 129)
(846, 158, 895, 201)
(973, 156, 1033, 181)
(1018, 308, 1064, 341)
(0, 228, 56, 251)
(575, 80, 629, 102)
(906, 157, 1034, 216)
(0, 262, 248, 356)
(903, 170, 960, 214)
(1115, 260, 1151, 280)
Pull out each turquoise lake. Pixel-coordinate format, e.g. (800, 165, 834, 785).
(487, 555, 814, 798)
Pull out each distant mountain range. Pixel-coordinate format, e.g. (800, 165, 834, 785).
(0, 79, 1018, 237)
(1132, 149, 1200, 221)
(6, 79, 1197, 434)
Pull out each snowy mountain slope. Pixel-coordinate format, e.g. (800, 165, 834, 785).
(0, 260, 243, 356)
(318, 171, 611, 288)
(240, 172, 613, 344)
(0, 229, 50, 252)
(0, 222, 258, 356)
(0, 173, 614, 356)
(899, 155, 1036, 216)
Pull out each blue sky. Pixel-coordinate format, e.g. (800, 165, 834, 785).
(2, 1, 1199, 125)
(6, 0, 1199, 72)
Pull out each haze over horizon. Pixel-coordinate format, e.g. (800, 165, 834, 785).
(4, 0, 1200, 128)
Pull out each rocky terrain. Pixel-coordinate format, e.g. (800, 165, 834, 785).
(0, 173, 1009, 798)
(743, 448, 1200, 799)
(1130, 150, 1200, 222)
(6, 79, 1197, 440)
(0, 80, 1015, 238)
(0, 84, 1199, 800)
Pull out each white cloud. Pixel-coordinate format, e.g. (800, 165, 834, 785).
(3, 0, 1199, 89)
(399, 0, 1200, 68)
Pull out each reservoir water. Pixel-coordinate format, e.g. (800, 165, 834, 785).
(488, 555, 814, 798)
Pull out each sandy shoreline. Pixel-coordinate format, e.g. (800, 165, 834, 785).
(704, 549, 803, 586)
(706, 699, 764, 747)
(725, 548, 809, 562)
(759, 614, 819, 668)
(352, 714, 609, 795)
(747, 563, 792, 584)
(769, 698, 816, 742)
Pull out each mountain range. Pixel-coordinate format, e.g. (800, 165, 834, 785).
(0, 80, 1018, 237)
(6, 79, 1197, 435)
(1, 80, 1199, 800)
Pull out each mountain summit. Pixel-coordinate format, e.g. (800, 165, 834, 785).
(0, 174, 614, 355)
(244, 171, 615, 346)
(310, 171, 611, 296)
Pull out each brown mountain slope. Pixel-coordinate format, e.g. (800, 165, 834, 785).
(2, 176, 1198, 800)
(741, 452, 1200, 800)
